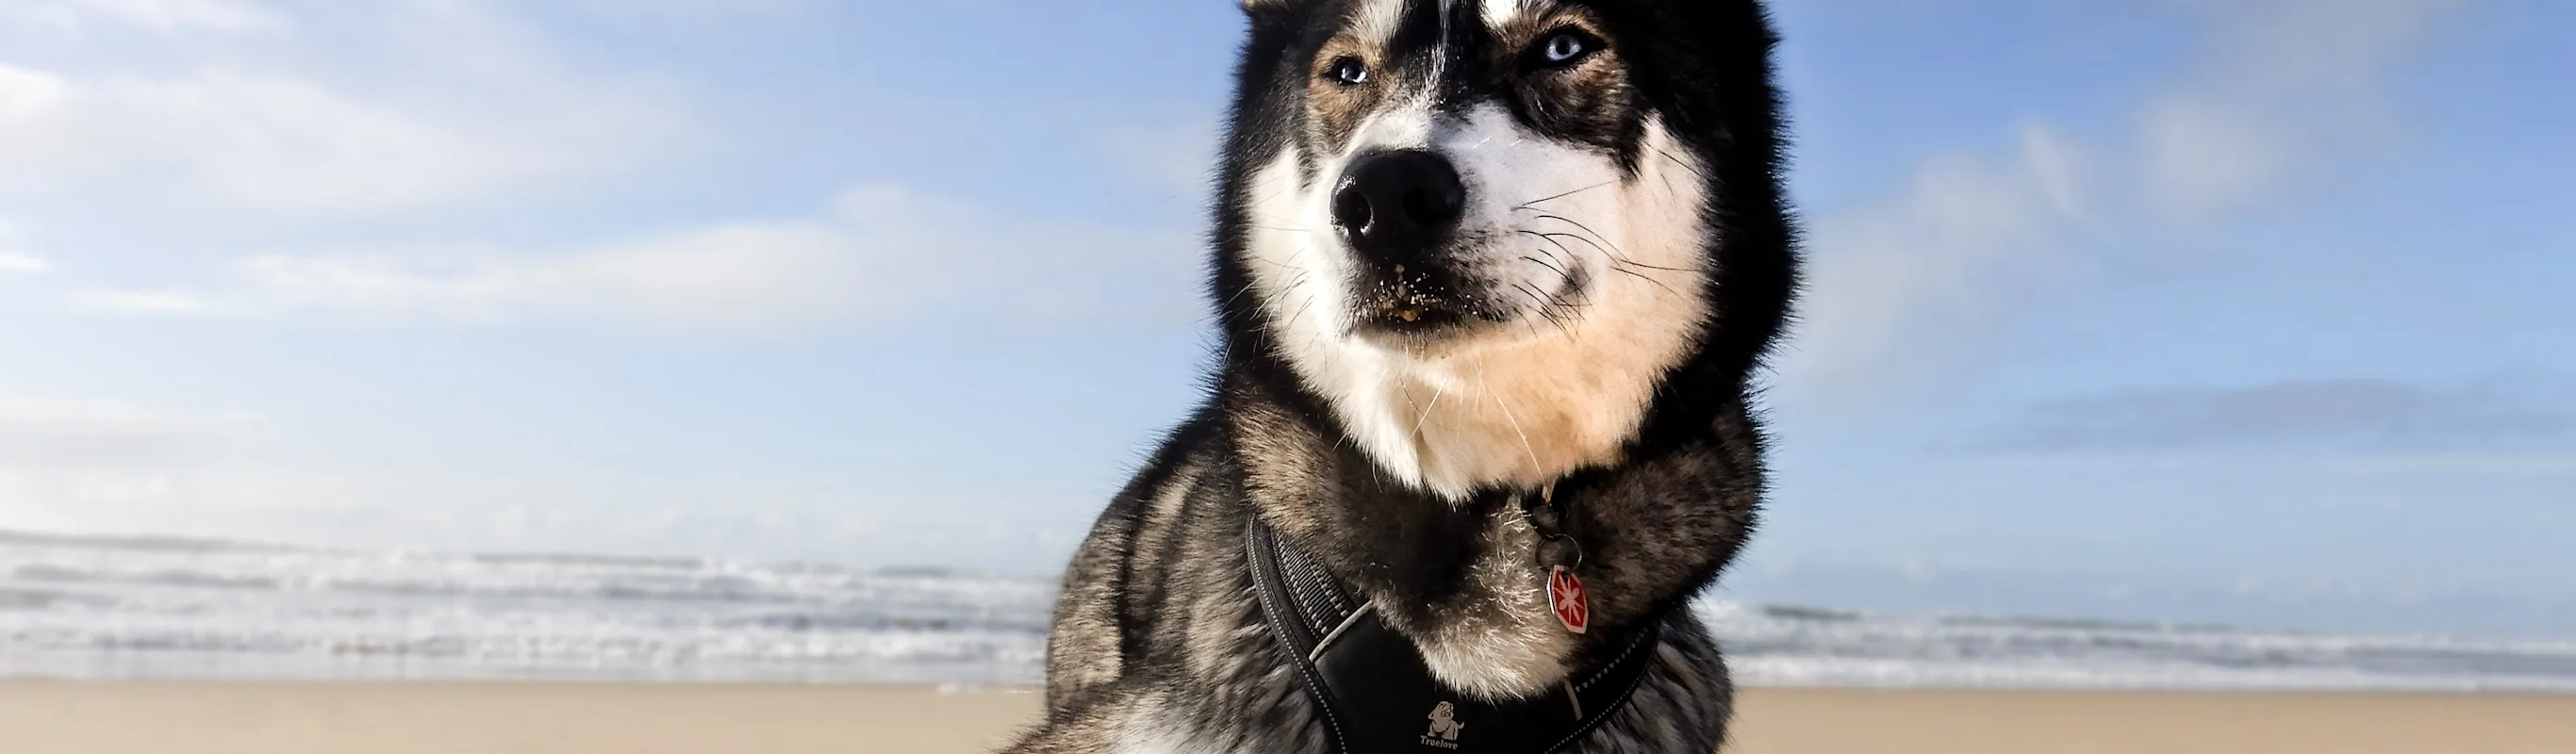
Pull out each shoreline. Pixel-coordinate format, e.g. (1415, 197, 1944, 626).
(5, 681, 2573, 753)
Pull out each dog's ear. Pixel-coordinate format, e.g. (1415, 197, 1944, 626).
(1240, 0, 1312, 19)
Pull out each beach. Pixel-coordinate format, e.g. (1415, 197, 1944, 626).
(5, 682, 2571, 754)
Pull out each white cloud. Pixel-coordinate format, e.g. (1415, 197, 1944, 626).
(0, 3, 685, 219)
(0, 219, 43, 275)
(1788, 124, 2084, 393)
(0, 392, 422, 545)
(0, 396, 267, 531)
(0, 65, 71, 121)
(0, 66, 573, 215)
(0, 0, 289, 34)
(1099, 117, 1221, 197)
(69, 289, 226, 315)
(242, 223, 879, 331)
(0, 396, 256, 471)
(0, 388, 875, 550)
(95, 183, 1198, 333)
(0, 391, 963, 560)
(1784, 0, 2465, 397)
(2139, 0, 2458, 220)
(2138, 99, 2295, 221)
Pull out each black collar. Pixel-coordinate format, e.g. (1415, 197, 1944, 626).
(1245, 516, 1660, 754)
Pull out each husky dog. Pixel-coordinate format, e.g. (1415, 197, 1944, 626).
(1007, 0, 1795, 751)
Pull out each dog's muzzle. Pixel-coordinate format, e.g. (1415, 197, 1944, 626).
(1332, 150, 1479, 335)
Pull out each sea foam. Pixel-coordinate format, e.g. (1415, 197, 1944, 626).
(5, 532, 2571, 690)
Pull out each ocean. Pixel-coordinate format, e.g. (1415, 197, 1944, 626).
(6, 531, 2573, 691)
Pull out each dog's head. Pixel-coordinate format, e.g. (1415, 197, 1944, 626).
(1215, 0, 1794, 498)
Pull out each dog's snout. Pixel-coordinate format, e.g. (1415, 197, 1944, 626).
(1331, 150, 1465, 263)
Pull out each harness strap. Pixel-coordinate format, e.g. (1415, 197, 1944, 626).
(1246, 516, 1660, 754)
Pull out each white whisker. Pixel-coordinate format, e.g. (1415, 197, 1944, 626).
(1478, 352, 1544, 474)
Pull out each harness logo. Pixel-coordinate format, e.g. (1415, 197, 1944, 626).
(1420, 701, 1464, 749)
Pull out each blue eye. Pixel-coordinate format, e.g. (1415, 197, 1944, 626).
(1327, 57, 1370, 86)
(1541, 30, 1594, 65)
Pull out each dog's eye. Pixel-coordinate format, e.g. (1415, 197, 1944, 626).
(1324, 57, 1370, 87)
(1537, 29, 1597, 66)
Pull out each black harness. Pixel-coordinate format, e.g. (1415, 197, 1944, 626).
(1245, 516, 1660, 754)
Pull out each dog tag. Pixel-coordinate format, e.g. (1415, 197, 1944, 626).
(1547, 566, 1589, 634)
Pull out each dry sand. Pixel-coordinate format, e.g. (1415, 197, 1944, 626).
(3, 682, 2570, 753)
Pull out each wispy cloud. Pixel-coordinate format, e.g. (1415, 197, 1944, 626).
(0, 396, 272, 534)
(1098, 116, 1221, 197)
(0, 387, 872, 557)
(0, 3, 685, 218)
(0, 65, 69, 121)
(68, 289, 226, 315)
(0, 395, 257, 473)
(0, 0, 290, 35)
(0, 219, 42, 275)
(1788, 123, 2086, 393)
(0, 66, 554, 215)
(1980, 377, 2575, 453)
(2139, 0, 2464, 220)
(239, 225, 873, 331)
(85, 183, 1198, 333)
(1783, 0, 2468, 397)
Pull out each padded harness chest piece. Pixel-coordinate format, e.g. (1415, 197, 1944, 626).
(1246, 517, 1660, 754)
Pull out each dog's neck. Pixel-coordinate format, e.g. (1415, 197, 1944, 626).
(1224, 372, 1511, 611)
(1219, 362, 1762, 699)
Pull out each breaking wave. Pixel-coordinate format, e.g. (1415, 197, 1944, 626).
(6, 532, 2571, 690)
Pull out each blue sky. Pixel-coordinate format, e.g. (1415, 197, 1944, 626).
(0, 0, 2568, 638)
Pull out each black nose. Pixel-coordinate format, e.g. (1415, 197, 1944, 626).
(1331, 150, 1465, 263)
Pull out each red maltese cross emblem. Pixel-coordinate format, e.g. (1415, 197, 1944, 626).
(1548, 566, 1590, 634)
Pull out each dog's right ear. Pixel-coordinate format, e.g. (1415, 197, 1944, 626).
(1239, 0, 1311, 19)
